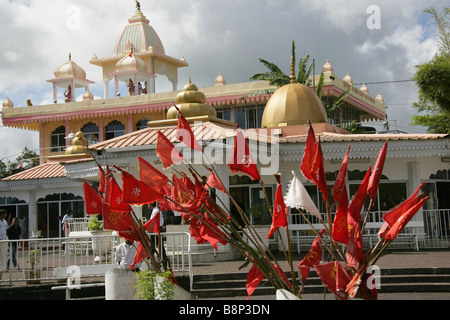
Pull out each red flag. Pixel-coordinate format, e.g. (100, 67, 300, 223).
(332, 187, 349, 244)
(103, 211, 139, 241)
(97, 164, 107, 194)
(346, 215, 364, 269)
(297, 229, 324, 284)
(246, 264, 265, 299)
(138, 156, 169, 192)
(121, 170, 163, 205)
(382, 182, 426, 227)
(348, 166, 371, 224)
(367, 140, 388, 202)
(157, 130, 184, 169)
(311, 138, 328, 201)
(346, 266, 378, 300)
(267, 180, 288, 239)
(205, 170, 226, 193)
(131, 242, 148, 269)
(171, 174, 200, 213)
(228, 126, 261, 181)
(176, 110, 203, 152)
(83, 182, 104, 215)
(106, 177, 132, 213)
(314, 261, 351, 300)
(300, 122, 317, 182)
(143, 211, 160, 234)
(333, 145, 350, 203)
(189, 215, 227, 250)
(384, 196, 428, 241)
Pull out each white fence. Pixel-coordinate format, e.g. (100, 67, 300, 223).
(289, 208, 450, 250)
(0, 231, 192, 288)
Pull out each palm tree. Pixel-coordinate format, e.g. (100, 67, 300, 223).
(248, 40, 350, 117)
(249, 40, 313, 87)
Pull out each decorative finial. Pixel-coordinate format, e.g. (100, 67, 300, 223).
(135, 0, 141, 11)
(290, 55, 296, 84)
(188, 76, 192, 84)
(69, 52, 71, 61)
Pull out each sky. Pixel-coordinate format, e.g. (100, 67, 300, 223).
(0, 0, 446, 163)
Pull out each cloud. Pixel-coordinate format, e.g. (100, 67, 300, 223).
(0, 0, 444, 159)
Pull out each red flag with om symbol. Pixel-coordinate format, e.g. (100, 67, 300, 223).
(297, 229, 325, 284)
(228, 126, 261, 181)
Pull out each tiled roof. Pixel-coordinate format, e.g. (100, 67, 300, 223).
(279, 132, 450, 143)
(2, 161, 65, 181)
(89, 119, 277, 151)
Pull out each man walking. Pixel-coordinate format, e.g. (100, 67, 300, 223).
(7, 217, 21, 269)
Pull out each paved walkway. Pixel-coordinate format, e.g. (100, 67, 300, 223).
(189, 249, 450, 276)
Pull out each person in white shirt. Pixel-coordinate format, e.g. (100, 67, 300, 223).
(0, 209, 9, 272)
(115, 239, 140, 270)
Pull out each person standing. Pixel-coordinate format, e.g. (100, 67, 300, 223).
(114, 238, 140, 270)
(61, 209, 73, 237)
(61, 209, 73, 251)
(6, 217, 21, 269)
(0, 209, 9, 273)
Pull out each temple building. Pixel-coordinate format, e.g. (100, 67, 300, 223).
(0, 4, 449, 256)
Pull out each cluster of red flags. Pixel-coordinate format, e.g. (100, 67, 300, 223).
(295, 127, 428, 299)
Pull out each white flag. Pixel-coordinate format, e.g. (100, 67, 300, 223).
(285, 171, 321, 219)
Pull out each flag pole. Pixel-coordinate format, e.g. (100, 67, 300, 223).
(361, 198, 373, 235)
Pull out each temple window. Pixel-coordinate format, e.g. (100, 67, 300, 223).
(105, 120, 125, 140)
(136, 118, 149, 130)
(50, 126, 66, 152)
(81, 122, 99, 145)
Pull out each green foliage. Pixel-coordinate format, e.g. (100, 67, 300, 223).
(0, 147, 40, 178)
(26, 250, 41, 269)
(88, 215, 103, 231)
(411, 6, 450, 133)
(343, 120, 367, 134)
(135, 270, 175, 300)
(249, 40, 313, 87)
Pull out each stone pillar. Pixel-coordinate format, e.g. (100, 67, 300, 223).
(103, 79, 110, 99)
(105, 268, 137, 300)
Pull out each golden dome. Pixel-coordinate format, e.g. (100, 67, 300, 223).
(54, 53, 87, 79)
(261, 82, 328, 128)
(65, 131, 89, 155)
(166, 79, 217, 119)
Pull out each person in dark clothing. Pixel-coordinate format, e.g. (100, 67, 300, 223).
(6, 217, 21, 269)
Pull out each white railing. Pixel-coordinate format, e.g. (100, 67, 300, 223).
(289, 209, 450, 250)
(64, 217, 89, 234)
(0, 232, 192, 289)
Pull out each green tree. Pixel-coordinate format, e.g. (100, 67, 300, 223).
(411, 6, 450, 133)
(2, 147, 40, 177)
(248, 40, 349, 118)
(249, 40, 313, 87)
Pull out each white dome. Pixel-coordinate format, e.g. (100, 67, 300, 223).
(115, 51, 148, 73)
(343, 72, 353, 85)
(2, 97, 13, 108)
(54, 54, 87, 79)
